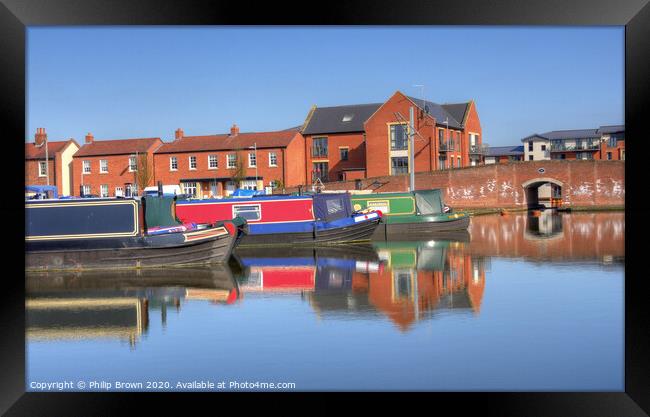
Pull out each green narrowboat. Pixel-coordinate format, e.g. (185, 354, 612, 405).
(349, 189, 470, 240)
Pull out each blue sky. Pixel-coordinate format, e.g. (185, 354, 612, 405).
(27, 27, 624, 146)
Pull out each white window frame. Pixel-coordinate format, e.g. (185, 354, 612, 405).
(170, 156, 178, 171)
(100, 184, 109, 197)
(268, 152, 278, 167)
(115, 186, 124, 197)
(182, 181, 198, 198)
(83, 160, 91, 174)
(128, 156, 137, 172)
(100, 159, 108, 173)
(208, 154, 218, 169)
(189, 156, 197, 170)
(248, 152, 256, 168)
(82, 184, 91, 196)
(38, 161, 47, 177)
(232, 204, 261, 222)
(227, 154, 236, 169)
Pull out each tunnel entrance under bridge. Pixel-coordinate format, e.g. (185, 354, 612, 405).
(521, 178, 564, 209)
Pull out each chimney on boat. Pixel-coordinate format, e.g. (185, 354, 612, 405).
(34, 128, 47, 146)
(175, 128, 184, 141)
(230, 124, 239, 137)
(85, 133, 94, 144)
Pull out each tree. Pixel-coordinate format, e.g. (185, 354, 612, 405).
(134, 153, 154, 194)
(230, 149, 247, 187)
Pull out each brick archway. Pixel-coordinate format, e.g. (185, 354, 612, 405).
(521, 177, 564, 208)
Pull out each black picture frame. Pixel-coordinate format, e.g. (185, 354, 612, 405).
(2, 0, 648, 414)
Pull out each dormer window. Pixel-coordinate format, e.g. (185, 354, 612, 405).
(342, 114, 354, 122)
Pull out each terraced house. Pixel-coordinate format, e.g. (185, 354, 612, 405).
(301, 91, 483, 184)
(522, 125, 625, 161)
(71, 134, 162, 197)
(25, 128, 80, 196)
(152, 125, 305, 198)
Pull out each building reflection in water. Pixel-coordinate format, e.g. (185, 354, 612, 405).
(234, 242, 487, 332)
(25, 265, 239, 348)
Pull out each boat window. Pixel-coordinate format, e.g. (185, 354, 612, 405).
(326, 199, 344, 216)
(415, 192, 441, 215)
(233, 204, 261, 221)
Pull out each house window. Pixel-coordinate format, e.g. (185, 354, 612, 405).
(607, 152, 612, 160)
(439, 156, 446, 169)
(82, 185, 91, 196)
(541, 144, 546, 151)
(608, 137, 617, 147)
(38, 161, 47, 177)
(456, 132, 461, 151)
(115, 186, 124, 197)
(100, 159, 108, 173)
(529, 155, 534, 161)
(391, 157, 409, 175)
(528, 141, 533, 152)
(339, 148, 349, 161)
(83, 160, 91, 174)
(100, 184, 109, 197)
(233, 204, 261, 221)
(170, 156, 178, 171)
(240, 180, 258, 190)
(227, 154, 237, 169)
(189, 156, 197, 170)
(268, 152, 278, 167)
(390, 124, 408, 150)
(128, 156, 137, 172)
(181, 181, 198, 197)
(312, 137, 328, 157)
(269, 180, 280, 189)
(621, 150, 625, 160)
(450, 158, 455, 168)
(208, 155, 218, 169)
(248, 152, 256, 168)
(457, 156, 461, 167)
(312, 162, 329, 183)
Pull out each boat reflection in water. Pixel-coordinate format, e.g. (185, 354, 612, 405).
(234, 237, 487, 332)
(26, 265, 239, 348)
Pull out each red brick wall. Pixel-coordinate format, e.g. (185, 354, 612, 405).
(284, 133, 306, 187)
(25, 159, 56, 188)
(462, 101, 483, 167)
(153, 147, 288, 189)
(72, 152, 156, 196)
(285, 160, 625, 208)
(304, 132, 366, 183)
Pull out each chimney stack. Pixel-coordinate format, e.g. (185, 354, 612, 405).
(34, 127, 47, 146)
(85, 133, 94, 144)
(175, 128, 184, 141)
(230, 124, 240, 136)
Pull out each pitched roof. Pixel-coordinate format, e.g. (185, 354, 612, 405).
(484, 145, 524, 157)
(406, 96, 468, 129)
(301, 103, 382, 135)
(74, 137, 162, 157)
(25, 140, 78, 160)
(521, 129, 600, 142)
(155, 130, 299, 154)
(597, 125, 625, 134)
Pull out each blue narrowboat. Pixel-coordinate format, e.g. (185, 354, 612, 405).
(26, 195, 246, 271)
(176, 192, 382, 246)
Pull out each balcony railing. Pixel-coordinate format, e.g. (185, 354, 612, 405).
(439, 141, 452, 151)
(469, 145, 484, 155)
(550, 144, 599, 152)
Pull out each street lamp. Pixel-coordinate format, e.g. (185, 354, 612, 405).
(248, 143, 258, 190)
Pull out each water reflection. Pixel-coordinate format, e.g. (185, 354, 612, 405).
(26, 265, 238, 347)
(26, 212, 624, 343)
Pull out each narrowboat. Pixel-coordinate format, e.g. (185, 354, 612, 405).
(175, 193, 382, 246)
(26, 195, 246, 271)
(349, 189, 470, 240)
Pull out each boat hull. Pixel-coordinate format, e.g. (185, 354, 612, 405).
(371, 215, 471, 240)
(26, 228, 238, 271)
(237, 217, 381, 247)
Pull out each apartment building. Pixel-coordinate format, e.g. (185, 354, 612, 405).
(484, 146, 524, 164)
(522, 125, 625, 161)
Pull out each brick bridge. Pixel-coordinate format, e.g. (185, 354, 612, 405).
(292, 160, 625, 209)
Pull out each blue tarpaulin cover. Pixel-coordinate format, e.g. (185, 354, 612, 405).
(312, 193, 353, 222)
(25, 185, 58, 199)
(231, 189, 266, 197)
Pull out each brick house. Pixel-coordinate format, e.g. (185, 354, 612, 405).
(71, 134, 163, 197)
(522, 125, 625, 161)
(300, 91, 483, 184)
(152, 125, 305, 198)
(25, 128, 80, 196)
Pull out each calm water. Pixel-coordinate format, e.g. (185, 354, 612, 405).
(26, 211, 624, 391)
